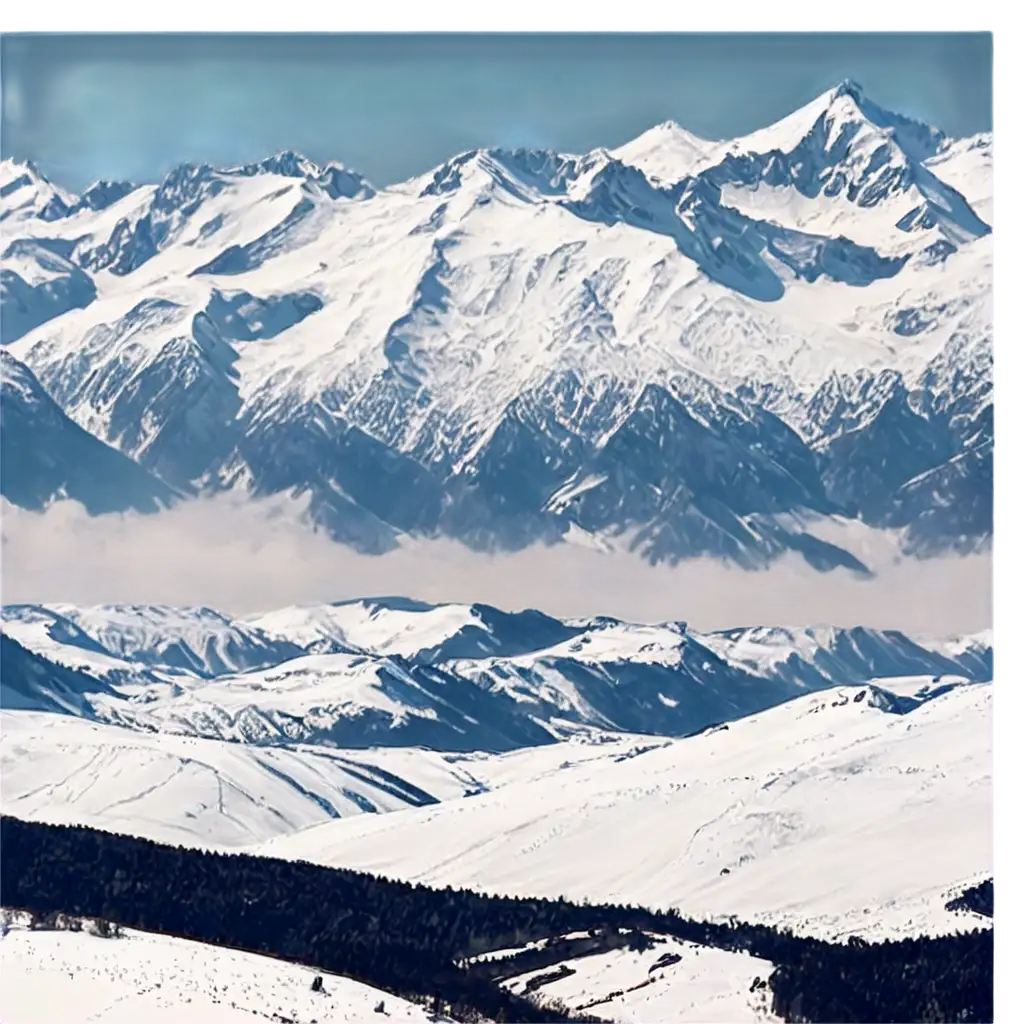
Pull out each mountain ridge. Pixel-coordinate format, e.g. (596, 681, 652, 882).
(0, 596, 992, 752)
(0, 81, 993, 569)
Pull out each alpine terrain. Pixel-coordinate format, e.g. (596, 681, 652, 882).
(0, 77, 994, 1024)
(0, 80, 992, 568)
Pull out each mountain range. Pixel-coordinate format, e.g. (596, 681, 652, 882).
(0, 596, 992, 751)
(0, 79, 993, 569)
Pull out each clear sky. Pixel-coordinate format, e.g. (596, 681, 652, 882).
(0, 33, 993, 193)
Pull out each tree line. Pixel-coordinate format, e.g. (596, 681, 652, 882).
(0, 816, 992, 1022)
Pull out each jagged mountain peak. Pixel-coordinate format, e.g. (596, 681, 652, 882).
(71, 179, 139, 214)
(1, 597, 992, 756)
(628, 119, 712, 147)
(238, 148, 321, 177)
(725, 78, 946, 164)
(107, 151, 376, 207)
(413, 142, 658, 208)
(0, 157, 78, 222)
(150, 160, 222, 198)
(612, 120, 714, 184)
(413, 146, 583, 204)
(657, 117, 704, 135)
(1, 156, 55, 187)
(830, 87, 946, 165)
(145, 154, 267, 188)
(832, 77, 866, 101)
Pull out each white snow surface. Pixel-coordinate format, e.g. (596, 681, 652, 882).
(612, 121, 715, 184)
(260, 682, 992, 941)
(247, 599, 481, 657)
(0, 710, 489, 847)
(925, 133, 993, 223)
(0, 916, 446, 1024)
(500, 934, 778, 1023)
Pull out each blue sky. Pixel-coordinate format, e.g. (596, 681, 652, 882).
(0, 33, 993, 192)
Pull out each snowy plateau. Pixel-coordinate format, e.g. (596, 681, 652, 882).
(0, 80, 993, 567)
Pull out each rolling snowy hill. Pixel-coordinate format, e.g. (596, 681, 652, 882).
(259, 682, 992, 942)
(0, 80, 992, 567)
(1, 598, 991, 750)
(0, 710, 489, 847)
(0, 594, 993, 946)
(0, 677, 992, 943)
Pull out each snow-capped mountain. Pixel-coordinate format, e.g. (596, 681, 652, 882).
(1, 597, 991, 751)
(0, 240, 97, 343)
(0, 81, 992, 567)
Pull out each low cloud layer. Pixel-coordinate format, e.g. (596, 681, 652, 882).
(0, 494, 992, 636)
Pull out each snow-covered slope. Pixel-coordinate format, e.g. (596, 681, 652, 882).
(1, 239, 97, 342)
(0, 596, 991, 949)
(0, 678, 991, 942)
(0, 349, 176, 514)
(0, 915, 447, 1024)
(0, 159, 77, 222)
(702, 80, 987, 253)
(1, 598, 991, 750)
(612, 121, 714, 184)
(0, 80, 992, 566)
(43, 602, 306, 677)
(925, 132, 993, 224)
(0, 711, 486, 847)
(260, 682, 992, 941)
(497, 933, 777, 1024)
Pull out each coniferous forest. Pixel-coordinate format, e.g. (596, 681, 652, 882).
(0, 816, 993, 1023)
(945, 879, 994, 919)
